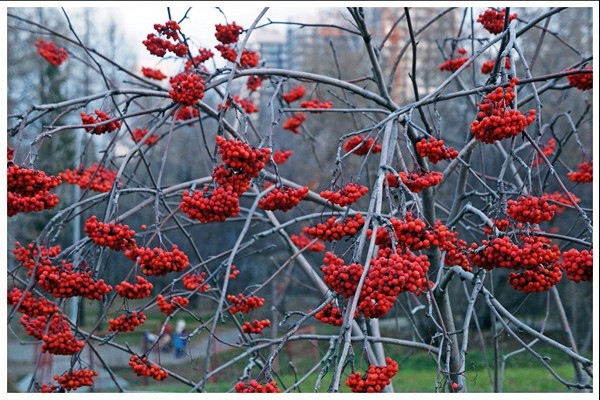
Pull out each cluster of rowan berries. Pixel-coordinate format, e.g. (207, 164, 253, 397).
(320, 183, 369, 207)
(532, 138, 556, 166)
(115, 276, 154, 299)
(129, 355, 169, 380)
(212, 165, 251, 194)
(108, 311, 147, 333)
(125, 245, 189, 276)
(227, 294, 265, 314)
(168, 72, 205, 106)
(369, 214, 427, 250)
(7, 287, 59, 316)
(234, 380, 281, 393)
(258, 184, 309, 212)
(300, 99, 333, 112)
(36, 260, 112, 300)
(282, 112, 307, 134)
(430, 221, 470, 270)
(509, 264, 563, 293)
(481, 57, 511, 74)
(282, 85, 306, 103)
(54, 369, 98, 392)
(215, 22, 244, 44)
(157, 294, 189, 316)
(313, 302, 345, 326)
(477, 8, 518, 34)
(561, 248, 593, 283)
(438, 56, 469, 72)
(218, 95, 259, 114)
(13, 242, 61, 276)
(174, 106, 199, 122)
(226, 265, 240, 280)
(59, 163, 118, 192)
(81, 110, 122, 135)
(141, 67, 166, 80)
(132, 128, 159, 146)
(566, 66, 593, 90)
(182, 271, 211, 292)
(215, 45, 260, 69)
(143, 20, 188, 57)
(396, 170, 443, 193)
(272, 149, 294, 164)
(84, 215, 137, 251)
(184, 48, 215, 72)
(321, 252, 364, 298)
(246, 75, 264, 92)
(303, 214, 365, 242)
(345, 357, 399, 393)
(544, 191, 580, 214)
(242, 319, 271, 334)
(7, 165, 61, 216)
(35, 39, 68, 66)
(506, 195, 557, 224)
(416, 137, 459, 164)
(181, 185, 241, 223)
(567, 161, 593, 183)
(471, 78, 536, 144)
(290, 233, 326, 252)
(21, 314, 84, 355)
(469, 235, 561, 273)
(343, 135, 382, 155)
(216, 136, 271, 179)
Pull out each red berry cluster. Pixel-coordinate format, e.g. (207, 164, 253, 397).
(7, 287, 59, 317)
(215, 43, 237, 62)
(218, 95, 259, 114)
(125, 245, 189, 276)
(7, 165, 61, 216)
(13, 242, 61, 277)
(416, 137, 459, 164)
(182, 272, 210, 292)
(282, 85, 306, 103)
(506, 195, 557, 224)
(481, 57, 511, 74)
(544, 191, 580, 214)
(169, 72, 205, 106)
(242, 319, 271, 334)
(272, 149, 294, 164)
(216, 135, 271, 178)
(430, 221, 470, 270)
(532, 138, 556, 166)
(115, 276, 154, 299)
(234, 380, 280, 393)
(212, 165, 251, 194)
(215, 45, 260, 69)
(469, 235, 560, 272)
(258, 184, 309, 212)
(246, 75, 264, 92)
(181, 185, 240, 223)
(477, 8, 518, 34)
(566, 66, 593, 90)
(157, 294, 190, 316)
(561, 248, 593, 283)
(132, 128, 159, 146)
(81, 110, 122, 135)
(54, 369, 98, 392)
(36, 260, 112, 300)
(320, 183, 369, 207)
(227, 294, 265, 314)
(471, 78, 536, 144)
(282, 112, 307, 134)
(303, 214, 365, 242)
(567, 161, 593, 183)
(84, 215, 137, 251)
(313, 302, 345, 326)
(482, 218, 511, 235)
(321, 252, 364, 298)
(509, 264, 563, 293)
(108, 311, 147, 333)
(129, 355, 169, 381)
(34, 39, 68, 66)
(184, 48, 215, 72)
(343, 135, 382, 155)
(438, 56, 469, 72)
(227, 265, 240, 280)
(215, 22, 244, 44)
(59, 163, 118, 192)
(21, 313, 84, 355)
(300, 99, 333, 112)
(141, 67, 166, 80)
(143, 20, 188, 57)
(345, 357, 399, 393)
(290, 233, 326, 252)
(174, 106, 199, 122)
(397, 170, 443, 193)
